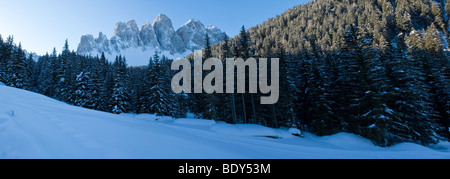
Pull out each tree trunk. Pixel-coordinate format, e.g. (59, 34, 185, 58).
(251, 93, 257, 124)
(231, 93, 237, 124)
(241, 93, 247, 123)
(272, 104, 278, 128)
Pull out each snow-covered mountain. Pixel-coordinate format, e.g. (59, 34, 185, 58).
(77, 14, 226, 66)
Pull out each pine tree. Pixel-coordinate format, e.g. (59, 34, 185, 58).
(303, 42, 335, 135)
(405, 30, 443, 145)
(396, 11, 412, 33)
(424, 24, 443, 54)
(55, 40, 71, 101)
(376, 43, 414, 146)
(221, 33, 238, 124)
(337, 24, 394, 144)
(7, 43, 27, 89)
(141, 54, 158, 114)
(188, 37, 213, 119)
(38, 51, 58, 97)
(93, 52, 110, 111)
(2, 36, 14, 85)
(320, 52, 344, 134)
(202, 33, 220, 120)
(111, 55, 130, 114)
(25, 54, 36, 90)
(74, 72, 94, 108)
(149, 55, 175, 117)
(447, 0, 450, 32)
(421, 25, 450, 141)
(0, 35, 5, 83)
(237, 25, 257, 124)
(273, 43, 297, 128)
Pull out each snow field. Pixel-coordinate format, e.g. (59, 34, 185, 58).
(0, 85, 449, 159)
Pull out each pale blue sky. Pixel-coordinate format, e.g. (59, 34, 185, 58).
(0, 0, 308, 55)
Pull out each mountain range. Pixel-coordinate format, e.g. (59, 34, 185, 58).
(77, 14, 226, 66)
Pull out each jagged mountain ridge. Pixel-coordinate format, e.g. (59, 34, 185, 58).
(77, 14, 225, 66)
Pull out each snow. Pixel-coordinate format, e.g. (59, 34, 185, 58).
(440, 31, 449, 51)
(174, 118, 216, 126)
(211, 123, 285, 138)
(77, 14, 225, 67)
(385, 107, 394, 114)
(0, 85, 449, 159)
(97, 46, 192, 67)
(288, 128, 302, 136)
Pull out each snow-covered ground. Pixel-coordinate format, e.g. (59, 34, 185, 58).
(0, 85, 449, 159)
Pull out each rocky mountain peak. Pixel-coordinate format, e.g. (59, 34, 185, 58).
(152, 14, 173, 28)
(77, 14, 226, 66)
(184, 19, 205, 29)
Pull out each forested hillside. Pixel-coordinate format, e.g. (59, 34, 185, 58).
(0, 38, 187, 118)
(199, 0, 450, 146)
(212, 0, 450, 54)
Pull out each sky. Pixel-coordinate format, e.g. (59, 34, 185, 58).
(0, 0, 308, 55)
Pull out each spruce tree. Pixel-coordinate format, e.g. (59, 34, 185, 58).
(303, 42, 335, 135)
(74, 72, 93, 108)
(338, 24, 393, 144)
(0, 35, 5, 83)
(221, 34, 237, 124)
(2, 36, 14, 85)
(405, 30, 443, 145)
(93, 52, 110, 111)
(142, 54, 158, 114)
(150, 55, 175, 117)
(25, 54, 36, 90)
(111, 55, 130, 114)
(7, 43, 27, 89)
(202, 33, 220, 120)
(237, 25, 257, 123)
(55, 40, 71, 101)
(274, 43, 297, 128)
(376, 43, 414, 146)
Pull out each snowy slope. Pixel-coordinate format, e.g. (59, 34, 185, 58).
(0, 85, 449, 159)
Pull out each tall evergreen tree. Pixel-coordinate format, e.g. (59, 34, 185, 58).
(55, 40, 72, 101)
(273, 43, 297, 128)
(74, 71, 94, 108)
(303, 42, 335, 135)
(92, 52, 110, 111)
(221, 33, 238, 124)
(7, 43, 27, 89)
(25, 54, 36, 90)
(237, 25, 258, 124)
(202, 33, 221, 120)
(0, 35, 5, 83)
(334, 24, 396, 145)
(149, 55, 175, 117)
(111, 55, 130, 114)
(405, 30, 443, 145)
(1, 36, 14, 85)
